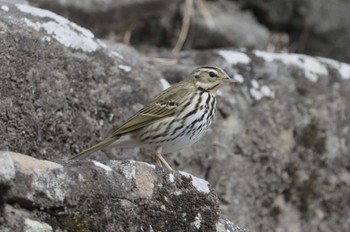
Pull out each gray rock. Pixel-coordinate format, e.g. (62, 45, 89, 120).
(0, 0, 163, 161)
(27, 0, 269, 51)
(233, 0, 350, 62)
(0, 152, 15, 185)
(188, 1, 270, 50)
(0, 151, 244, 232)
(28, 0, 181, 43)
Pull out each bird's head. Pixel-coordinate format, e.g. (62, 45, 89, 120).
(190, 66, 236, 93)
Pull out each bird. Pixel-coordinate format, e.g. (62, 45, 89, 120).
(70, 66, 236, 170)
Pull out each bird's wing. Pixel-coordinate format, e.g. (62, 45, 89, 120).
(70, 81, 194, 160)
(109, 85, 193, 137)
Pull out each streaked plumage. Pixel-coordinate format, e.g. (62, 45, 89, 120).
(70, 66, 235, 170)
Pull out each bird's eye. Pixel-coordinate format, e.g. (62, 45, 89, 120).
(209, 71, 216, 78)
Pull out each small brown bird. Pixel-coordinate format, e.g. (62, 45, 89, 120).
(71, 66, 236, 170)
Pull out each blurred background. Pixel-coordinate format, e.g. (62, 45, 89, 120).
(28, 0, 350, 62)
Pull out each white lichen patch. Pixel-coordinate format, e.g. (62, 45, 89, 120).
(41, 36, 51, 42)
(174, 190, 183, 196)
(121, 160, 136, 180)
(251, 80, 259, 89)
(168, 173, 175, 183)
(260, 85, 274, 96)
(109, 51, 124, 59)
(218, 50, 251, 65)
(317, 57, 350, 80)
(30, 171, 69, 202)
(179, 171, 210, 194)
(23, 218, 53, 232)
(233, 73, 244, 83)
(92, 160, 112, 172)
(1, 5, 9, 12)
(0, 152, 15, 182)
(143, 163, 156, 169)
(160, 78, 171, 90)
(118, 64, 132, 73)
(16, 4, 100, 52)
(254, 50, 328, 82)
(191, 213, 202, 229)
(250, 88, 263, 101)
(249, 80, 275, 101)
(97, 39, 107, 48)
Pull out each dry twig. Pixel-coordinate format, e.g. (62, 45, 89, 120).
(195, 0, 214, 28)
(172, 0, 194, 53)
(141, 56, 178, 65)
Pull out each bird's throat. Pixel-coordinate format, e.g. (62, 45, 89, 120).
(197, 83, 221, 94)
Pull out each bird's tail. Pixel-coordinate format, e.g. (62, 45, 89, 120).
(70, 136, 119, 160)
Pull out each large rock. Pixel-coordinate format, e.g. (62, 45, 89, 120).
(28, 0, 182, 46)
(233, 0, 350, 63)
(188, 0, 270, 50)
(28, 0, 269, 51)
(0, 0, 165, 161)
(27, 0, 350, 63)
(0, 151, 245, 232)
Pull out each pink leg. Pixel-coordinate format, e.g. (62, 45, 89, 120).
(155, 147, 173, 171)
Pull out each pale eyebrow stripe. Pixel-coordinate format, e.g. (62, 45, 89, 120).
(201, 68, 218, 74)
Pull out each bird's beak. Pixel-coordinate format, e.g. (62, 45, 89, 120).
(224, 75, 238, 83)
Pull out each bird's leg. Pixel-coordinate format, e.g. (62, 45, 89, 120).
(153, 147, 162, 167)
(154, 147, 173, 171)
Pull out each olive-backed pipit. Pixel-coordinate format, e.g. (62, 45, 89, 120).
(71, 66, 236, 170)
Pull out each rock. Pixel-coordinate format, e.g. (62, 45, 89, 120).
(0, 152, 15, 185)
(0, 0, 163, 161)
(27, 0, 350, 63)
(151, 49, 350, 231)
(0, 151, 245, 232)
(28, 0, 181, 45)
(28, 0, 270, 51)
(188, 1, 270, 50)
(233, 0, 350, 63)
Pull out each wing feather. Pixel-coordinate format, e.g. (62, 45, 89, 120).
(109, 83, 194, 137)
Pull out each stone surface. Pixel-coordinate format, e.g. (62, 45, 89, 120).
(0, 0, 163, 161)
(188, 0, 270, 50)
(0, 151, 245, 232)
(27, 0, 350, 62)
(233, 0, 350, 62)
(28, 0, 182, 46)
(1, 1, 350, 232)
(28, 0, 269, 51)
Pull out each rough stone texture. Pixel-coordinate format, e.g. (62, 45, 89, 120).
(151, 49, 350, 231)
(1, 1, 350, 232)
(188, 0, 270, 50)
(0, 151, 245, 232)
(28, 0, 270, 51)
(0, 2, 245, 231)
(28, 0, 182, 46)
(0, 0, 164, 161)
(27, 0, 350, 62)
(233, 0, 350, 63)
